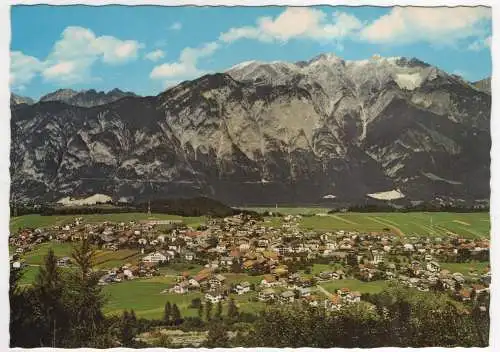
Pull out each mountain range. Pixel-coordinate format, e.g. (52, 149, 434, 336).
(11, 88, 138, 108)
(10, 54, 491, 205)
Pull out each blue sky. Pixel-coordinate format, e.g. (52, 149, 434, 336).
(11, 5, 492, 100)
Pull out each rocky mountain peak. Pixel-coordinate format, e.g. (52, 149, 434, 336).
(38, 88, 139, 108)
(40, 88, 78, 102)
(10, 93, 35, 106)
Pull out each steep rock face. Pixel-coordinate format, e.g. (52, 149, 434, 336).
(39, 88, 139, 108)
(10, 54, 490, 205)
(10, 94, 35, 106)
(473, 77, 491, 93)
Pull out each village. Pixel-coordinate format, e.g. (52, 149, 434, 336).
(10, 213, 491, 312)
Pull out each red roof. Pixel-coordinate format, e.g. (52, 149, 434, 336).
(186, 231, 203, 237)
(193, 269, 212, 282)
(330, 295, 341, 304)
(263, 275, 276, 282)
(459, 289, 472, 298)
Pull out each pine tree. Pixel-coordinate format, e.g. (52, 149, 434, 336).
(215, 301, 223, 320)
(197, 303, 204, 319)
(227, 298, 239, 322)
(119, 310, 136, 347)
(164, 302, 172, 324)
(71, 238, 95, 280)
(206, 321, 229, 347)
(65, 239, 107, 347)
(130, 309, 137, 322)
(10, 266, 39, 347)
(33, 248, 66, 347)
(205, 300, 213, 321)
(172, 304, 182, 325)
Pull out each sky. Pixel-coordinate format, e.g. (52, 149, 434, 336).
(10, 5, 492, 100)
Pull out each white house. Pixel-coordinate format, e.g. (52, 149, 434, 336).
(261, 276, 278, 288)
(297, 287, 311, 297)
(403, 243, 415, 252)
(426, 261, 440, 273)
(279, 291, 295, 304)
(345, 291, 361, 303)
(258, 288, 276, 301)
(188, 278, 201, 288)
(184, 252, 195, 261)
(326, 242, 339, 250)
(219, 256, 234, 266)
(57, 257, 71, 267)
(209, 274, 226, 288)
(123, 269, 134, 279)
(142, 251, 167, 263)
(168, 244, 180, 252)
(235, 281, 251, 295)
(165, 250, 176, 260)
(239, 243, 250, 252)
(205, 292, 223, 304)
(170, 283, 189, 294)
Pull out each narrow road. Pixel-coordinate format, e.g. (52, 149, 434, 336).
(316, 285, 333, 298)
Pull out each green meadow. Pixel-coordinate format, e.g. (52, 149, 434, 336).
(320, 279, 390, 295)
(102, 273, 266, 319)
(262, 211, 489, 238)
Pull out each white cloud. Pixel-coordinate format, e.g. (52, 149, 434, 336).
(145, 49, 166, 62)
(219, 8, 363, 43)
(150, 41, 219, 80)
(10, 51, 44, 88)
(170, 22, 182, 31)
(151, 62, 195, 79)
(94, 36, 143, 63)
(48, 26, 143, 64)
(43, 61, 76, 78)
(468, 35, 492, 51)
(11, 26, 144, 87)
(360, 7, 491, 46)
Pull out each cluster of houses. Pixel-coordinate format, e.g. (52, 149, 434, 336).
(10, 213, 490, 308)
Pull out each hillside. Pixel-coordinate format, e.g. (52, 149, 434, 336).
(10, 54, 490, 206)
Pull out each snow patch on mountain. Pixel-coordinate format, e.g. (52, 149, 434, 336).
(367, 189, 405, 200)
(228, 60, 260, 71)
(57, 194, 112, 206)
(394, 73, 424, 90)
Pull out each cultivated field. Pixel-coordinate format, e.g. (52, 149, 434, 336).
(101, 274, 268, 319)
(9, 213, 206, 233)
(260, 211, 490, 238)
(11, 210, 490, 239)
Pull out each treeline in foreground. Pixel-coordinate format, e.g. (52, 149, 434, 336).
(10, 242, 489, 348)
